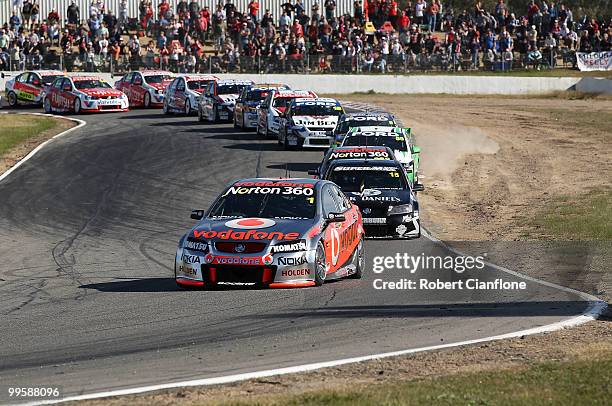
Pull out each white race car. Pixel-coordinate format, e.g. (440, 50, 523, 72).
(198, 79, 254, 123)
(163, 74, 219, 115)
(256, 89, 317, 138)
(278, 98, 344, 149)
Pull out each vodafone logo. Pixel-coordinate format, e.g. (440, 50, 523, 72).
(330, 227, 340, 266)
(225, 218, 276, 229)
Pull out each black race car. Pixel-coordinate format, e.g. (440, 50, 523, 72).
(320, 159, 424, 239)
(309, 146, 396, 179)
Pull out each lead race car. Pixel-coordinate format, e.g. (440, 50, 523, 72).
(175, 178, 365, 288)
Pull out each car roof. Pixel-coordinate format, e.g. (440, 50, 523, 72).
(293, 97, 340, 105)
(273, 89, 315, 98)
(140, 70, 173, 76)
(252, 83, 289, 89)
(217, 79, 254, 85)
(327, 146, 395, 159)
(348, 127, 406, 136)
(328, 159, 403, 170)
(342, 112, 394, 119)
(31, 70, 64, 76)
(181, 74, 219, 81)
(230, 177, 324, 187)
(68, 75, 103, 81)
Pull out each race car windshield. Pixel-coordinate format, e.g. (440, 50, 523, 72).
(41, 75, 63, 85)
(209, 192, 316, 219)
(292, 105, 342, 116)
(74, 80, 111, 89)
(145, 75, 172, 84)
(330, 169, 406, 192)
(273, 97, 297, 108)
(337, 119, 394, 133)
(187, 80, 212, 90)
(218, 84, 246, 95)
(245, 89, 269, 101)
(343, 135, 408, 151)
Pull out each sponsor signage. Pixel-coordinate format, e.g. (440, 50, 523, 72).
(577, 52, 612, 71)
(278, 256, 307, 266)
(193, 229, 300, 241)
(271, 240, 308, 253)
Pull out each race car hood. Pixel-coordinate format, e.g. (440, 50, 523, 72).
(292, 115, 339, 128)
(79, 88, 124, 98)
(345, 189, 411, 207)
(189, 217, 315, 244)
(217, 94, 239, 105)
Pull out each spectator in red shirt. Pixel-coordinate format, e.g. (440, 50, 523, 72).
(158, 0, 170, 20)
(248, 0, 259, 23)
(398, 10, 410, 33)
(47, 8, 60, 25)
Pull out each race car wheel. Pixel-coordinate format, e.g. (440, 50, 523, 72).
(283, 131, 292, 150)
(163, 101, 171, 115)
(43, 97, 52, 113)
(212, 105, 219, 123)
(143, 92, 151, 108)
(74, 98, 81, 114)
(314, 242, 326, 286)
(349, 237, 364, 279)
(7, 91, 18, 107)
(184, 99, 191, 115)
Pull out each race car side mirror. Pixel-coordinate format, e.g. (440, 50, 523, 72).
(413, 183, 425, 192)
(307, 169, 319, 176)
(190, 210, 204, 220)
(326, 213, 346, 223)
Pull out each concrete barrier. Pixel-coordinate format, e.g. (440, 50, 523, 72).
(2, 71, 611, 95)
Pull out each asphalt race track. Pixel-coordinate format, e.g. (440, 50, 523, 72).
(0, 109, 593, 403)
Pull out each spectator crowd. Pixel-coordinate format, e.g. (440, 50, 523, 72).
(0, 0, 610, 73)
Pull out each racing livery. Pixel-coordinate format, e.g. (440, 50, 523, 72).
(198, 79, 254, 123)
(233, 83, 289, 130)
(322, 159, 424, 239)
(341, 127, 421, 184)
(163, 74, 219, 115)
(333, 112, 398, 145)
(114, 70, 173, 108)
(310, 146, 396, 179)
(42, 76, 129, 113)
(256, 89, 317, 138)
(175, 178, 364, 288)
(278, 97, 344, 149)
(4, 70, 65, 107)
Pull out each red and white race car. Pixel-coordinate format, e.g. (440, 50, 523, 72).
(4, 70, 65, 107)
(42, 75, 129, 114)
(256, 89, 317, 138)
(163, 74, 219, 115)
(114, 70, 174, 108)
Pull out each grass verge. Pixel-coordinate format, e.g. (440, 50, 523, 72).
(528, 189, 612, 240)
(0, 114, 59, 157)
(216, 354, 612, 406)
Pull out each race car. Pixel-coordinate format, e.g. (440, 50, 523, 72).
(333, 112, 398, 145)
(163, 74, 219, 115)
(175, 178, 365, 288)
(42, 75, 129, 114)
(309, 146, 396, 179)
(341, 127, 421, 184)
(321, 159, 424, 239)
(114, 70, 174, 108)
(198, 79, 254, 123)
(256, 89, 317, 138)
(233, 83, 289, 130)
(4, 70, 65, 107)
(278, 98, 344, 149)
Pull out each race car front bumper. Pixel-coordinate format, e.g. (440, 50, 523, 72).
(82, 98, 129, 112)
(175, 245, 317, 288)
(362, 213, 420, 239)
(287, 128, 334, 149)
(217, 104, 234, 121)
(243, 111, 258, 128)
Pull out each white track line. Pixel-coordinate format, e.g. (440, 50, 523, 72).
(5, 107, 608, 406)
(0, 112, 86, 184)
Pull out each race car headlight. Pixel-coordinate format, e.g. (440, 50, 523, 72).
(270, 239, 308, 253)
(388, 204, 413, 215)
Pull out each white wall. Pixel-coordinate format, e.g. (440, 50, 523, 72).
(3, 71, 611, 95)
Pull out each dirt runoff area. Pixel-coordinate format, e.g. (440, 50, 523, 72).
(73, 94, 611, 405)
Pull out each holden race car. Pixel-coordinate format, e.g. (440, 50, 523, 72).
(278, 98, 345, 149)
(4, 70, 65, 107)
(256, 89, 317, 138)
(309, 146, 396, 179)
(42, 76, 129, 114)
(341, 127, 421, 184)
(163, 74, 219, 115)
(175, 178, 365, 288)
(198, 79, 254, 123)
(333, 112, 398, 145)
(233, 83, 289, 130)
(114, 70, 174, 108)
(322, 159, 424, 239)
